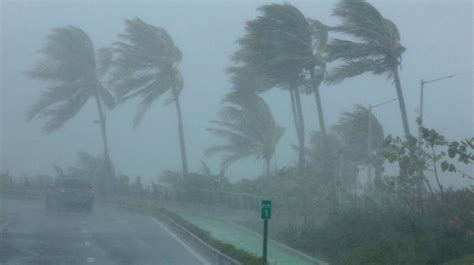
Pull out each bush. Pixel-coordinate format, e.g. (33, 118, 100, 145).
(277, 190, 474, 265)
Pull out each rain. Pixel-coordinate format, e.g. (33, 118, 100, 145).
(1, 1, 473, 265)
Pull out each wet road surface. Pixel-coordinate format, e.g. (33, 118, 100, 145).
(0, 198, 207, 265)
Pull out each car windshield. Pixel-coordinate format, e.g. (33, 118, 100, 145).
(1, 1, 473, 265)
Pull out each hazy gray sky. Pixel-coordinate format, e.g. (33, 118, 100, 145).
(1, 0, 472, 186)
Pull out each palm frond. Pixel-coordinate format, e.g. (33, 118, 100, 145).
(327, 0, 405, 81)
(133, 79, 169, 127)
(233, 3, 315, 84)
(40, 88, 91, 133)
(112, 18, 183, 121)
(96, 47, 114, 79)
(332, 0, 386, 43)
(26, 26, 115, 132)
(206, 91, 284, 170)
(325, 58, 388, 84)
(27, 26, 96, 82)
(307, 18, 330, 52)
(332, 104, 384, 163)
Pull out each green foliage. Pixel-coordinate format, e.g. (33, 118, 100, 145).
(277, 190, 474, 265)
(326, 0, 406, 83)
(232, 4, 315, 87)
(333, 104, 384, 166)
(112, 18, 183, 126)
(206, 90, 284, 171)
(26, 26, 114, 133)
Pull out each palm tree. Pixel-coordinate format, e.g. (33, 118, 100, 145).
(333, 105, 384, 166)
(305, 18, 332, 146)
(206, 91, 284, 178)
(231, 4, 327, 173)
(304, 131, 359, 201)
(26, 26, 115, 189)
(111, 18, 189, 176)
(333, 105, 385, 188)
(68, 151, 108, 190)
(326, 0, 410, 140)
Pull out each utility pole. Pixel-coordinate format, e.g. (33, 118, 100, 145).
(417, 74, 455, 201)
(418, 74, 455, 147)
(367, 98, 398, 186)
(367, 105, 373, 186)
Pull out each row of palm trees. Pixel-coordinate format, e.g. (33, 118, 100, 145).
(208, 0, 411, 180)
(27, 0, 411, 187)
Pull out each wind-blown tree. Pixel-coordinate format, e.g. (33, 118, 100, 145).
(230, 4, 329, 173)
(304, 18, 332, 145)
(26, 26, 115, 191)
(304, 131, 359, 202)
(206, 91, 284, 178)
(67, 152, 108, 192)
(111, 18, 189, 176)
(326, 0, 410, 140)
(333, 104, 385, 177)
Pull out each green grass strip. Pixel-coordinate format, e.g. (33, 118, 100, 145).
(179, 213, 316, 265)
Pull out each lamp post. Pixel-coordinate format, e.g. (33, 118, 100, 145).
(416, 74, 455, 202)
(367, 98, 398, 185)
(418, 74, 455, 146)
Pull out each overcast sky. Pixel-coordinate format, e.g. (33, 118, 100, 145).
(1, 0, 472, 186)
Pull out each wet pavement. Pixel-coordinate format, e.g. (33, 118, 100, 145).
(0, 198, 207, 265)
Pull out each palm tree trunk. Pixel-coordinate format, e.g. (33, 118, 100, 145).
(172, 87, 189, 177)
(290, 89, 300, 136)
(290, 89, 303, 173)
(310, 69, 328, 144)
(394, 67, 423, 204)
(93, 93, 113, 199)
(393, 67, 411, 139)
(311, 69, 338, 210)
(265, 158, 271, 179)
(294, 89, 306, 174)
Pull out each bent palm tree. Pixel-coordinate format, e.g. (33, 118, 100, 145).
(206, 91, 284, 178)
(231, 4, 323, 173)
(333, 105, 384, 165)
(27, 26, 115, 190)
(333, 105, 385, 184)
(111, 18, 188, 176)
(306, 18, 332, 145)
(326, 0, 410, 140)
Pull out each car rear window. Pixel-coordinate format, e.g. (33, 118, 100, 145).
(61, 179, 91, 189)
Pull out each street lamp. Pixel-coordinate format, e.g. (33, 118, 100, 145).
(418, 74, 455, 146)
(367, 98, 398, 184)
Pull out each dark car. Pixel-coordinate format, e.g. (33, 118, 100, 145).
(45, 178, 95, 212)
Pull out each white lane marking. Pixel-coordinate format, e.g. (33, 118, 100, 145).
(153, 219, 210, 265)
(86, 257, 95, 263)
(84, 241, 91, 247)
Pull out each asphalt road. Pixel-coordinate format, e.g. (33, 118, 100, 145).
(0, 198, 208, 265)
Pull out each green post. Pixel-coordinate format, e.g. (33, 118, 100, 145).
(261, 200, 272, 265)
(263, 219, 268, 265)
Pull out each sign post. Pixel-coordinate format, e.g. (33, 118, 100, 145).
(261, 200, 272, 265)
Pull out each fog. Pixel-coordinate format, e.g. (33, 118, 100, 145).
(1, 1, 473, 265)
(1, 0, 472, 185)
